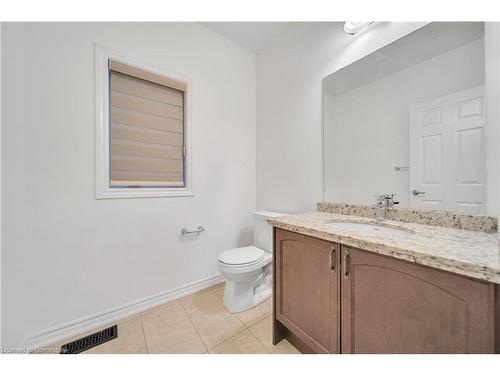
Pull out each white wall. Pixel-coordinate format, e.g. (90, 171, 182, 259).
(1, 22, 256, 346)
(485, 23, 500, 220)
(0, 21, 2, 349)
(256, 22, 428, 213)
(324, 39, 485, 208)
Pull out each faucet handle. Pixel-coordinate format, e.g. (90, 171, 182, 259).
(376, 194, 398, 207)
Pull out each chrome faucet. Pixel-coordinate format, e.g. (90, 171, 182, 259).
(375, 194, 399, 220)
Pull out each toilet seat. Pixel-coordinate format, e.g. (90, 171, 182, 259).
(218, 246, 265, 266)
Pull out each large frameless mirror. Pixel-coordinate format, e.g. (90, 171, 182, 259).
(322, 22, 494, 215)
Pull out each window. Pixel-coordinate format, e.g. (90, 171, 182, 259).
(95, 46, 195, 198)
(109, 59, 186, 188)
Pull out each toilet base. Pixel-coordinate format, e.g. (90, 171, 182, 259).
(221, 264, 272, 313)
(223, 280, 271, 313)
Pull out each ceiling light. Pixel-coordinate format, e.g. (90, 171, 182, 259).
(344, 22, 374, 35)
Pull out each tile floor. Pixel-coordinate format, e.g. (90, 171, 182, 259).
(43, 283, 300, 354)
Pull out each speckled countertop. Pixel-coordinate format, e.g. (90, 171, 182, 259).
(268, 211, 500, 284)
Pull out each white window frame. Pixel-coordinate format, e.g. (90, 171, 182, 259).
(94, 44, 196, 199)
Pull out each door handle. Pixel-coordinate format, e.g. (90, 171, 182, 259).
(329, 245, 336, 273)
(412, 189, 426, 196)
(343, 249, 350, 279)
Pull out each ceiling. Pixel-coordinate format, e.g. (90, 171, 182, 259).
(200, 22, 290, 52)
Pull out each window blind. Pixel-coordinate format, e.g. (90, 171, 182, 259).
(109, 59, 186, 187)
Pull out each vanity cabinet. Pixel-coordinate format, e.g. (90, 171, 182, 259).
(273, 228, 497, 354)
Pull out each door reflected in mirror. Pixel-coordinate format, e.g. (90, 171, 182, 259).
(322, 22, 495, 215)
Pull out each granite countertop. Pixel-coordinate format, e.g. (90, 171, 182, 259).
(268, 211, 500, 284)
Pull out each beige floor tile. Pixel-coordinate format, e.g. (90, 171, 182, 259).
(210, 282, 224, 290)
(141, 302, 206, 354)
(235, 301, 271, 327)
(179, 287, 216, 304)
(84, 315, 147, 354)
(209, 330, 267, 354)
(249, 316, 300, 354)
(208, 283, 270, 327)
(140, 299, 179, 315)
(39, 286, 282, 355)
(212, 284, 225, 301)
(182, 292, 246, 349)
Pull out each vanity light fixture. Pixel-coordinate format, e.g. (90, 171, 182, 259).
(344, 21, 374, 34)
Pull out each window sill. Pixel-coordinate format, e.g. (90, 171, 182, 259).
(96, 187, 195, 199)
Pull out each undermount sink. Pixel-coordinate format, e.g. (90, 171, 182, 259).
(325, 221, 415, 237)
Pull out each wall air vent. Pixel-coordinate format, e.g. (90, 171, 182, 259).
(60, 325, 118, 354)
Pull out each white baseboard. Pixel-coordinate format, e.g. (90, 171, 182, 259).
(23, 274, 224, 350)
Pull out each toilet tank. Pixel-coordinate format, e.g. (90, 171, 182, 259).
(253, 211, 286, 253)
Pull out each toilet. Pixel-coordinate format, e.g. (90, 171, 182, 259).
(217, 211, 285, 313)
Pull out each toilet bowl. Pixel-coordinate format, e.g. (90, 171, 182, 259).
(217, 211, 285, 313)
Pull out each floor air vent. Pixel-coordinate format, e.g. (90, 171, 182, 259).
(60, 325, 118, 354)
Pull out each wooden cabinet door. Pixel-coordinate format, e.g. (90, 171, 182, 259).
(341, 246, 495, 353)
(275, 229, 340, 353)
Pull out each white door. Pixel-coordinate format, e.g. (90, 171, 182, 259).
(409, 86, 485, 214)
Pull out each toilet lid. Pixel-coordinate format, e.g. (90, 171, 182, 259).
(218, 246, 265, 266)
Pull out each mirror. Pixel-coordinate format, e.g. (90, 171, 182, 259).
(322, 22, 491, 214)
